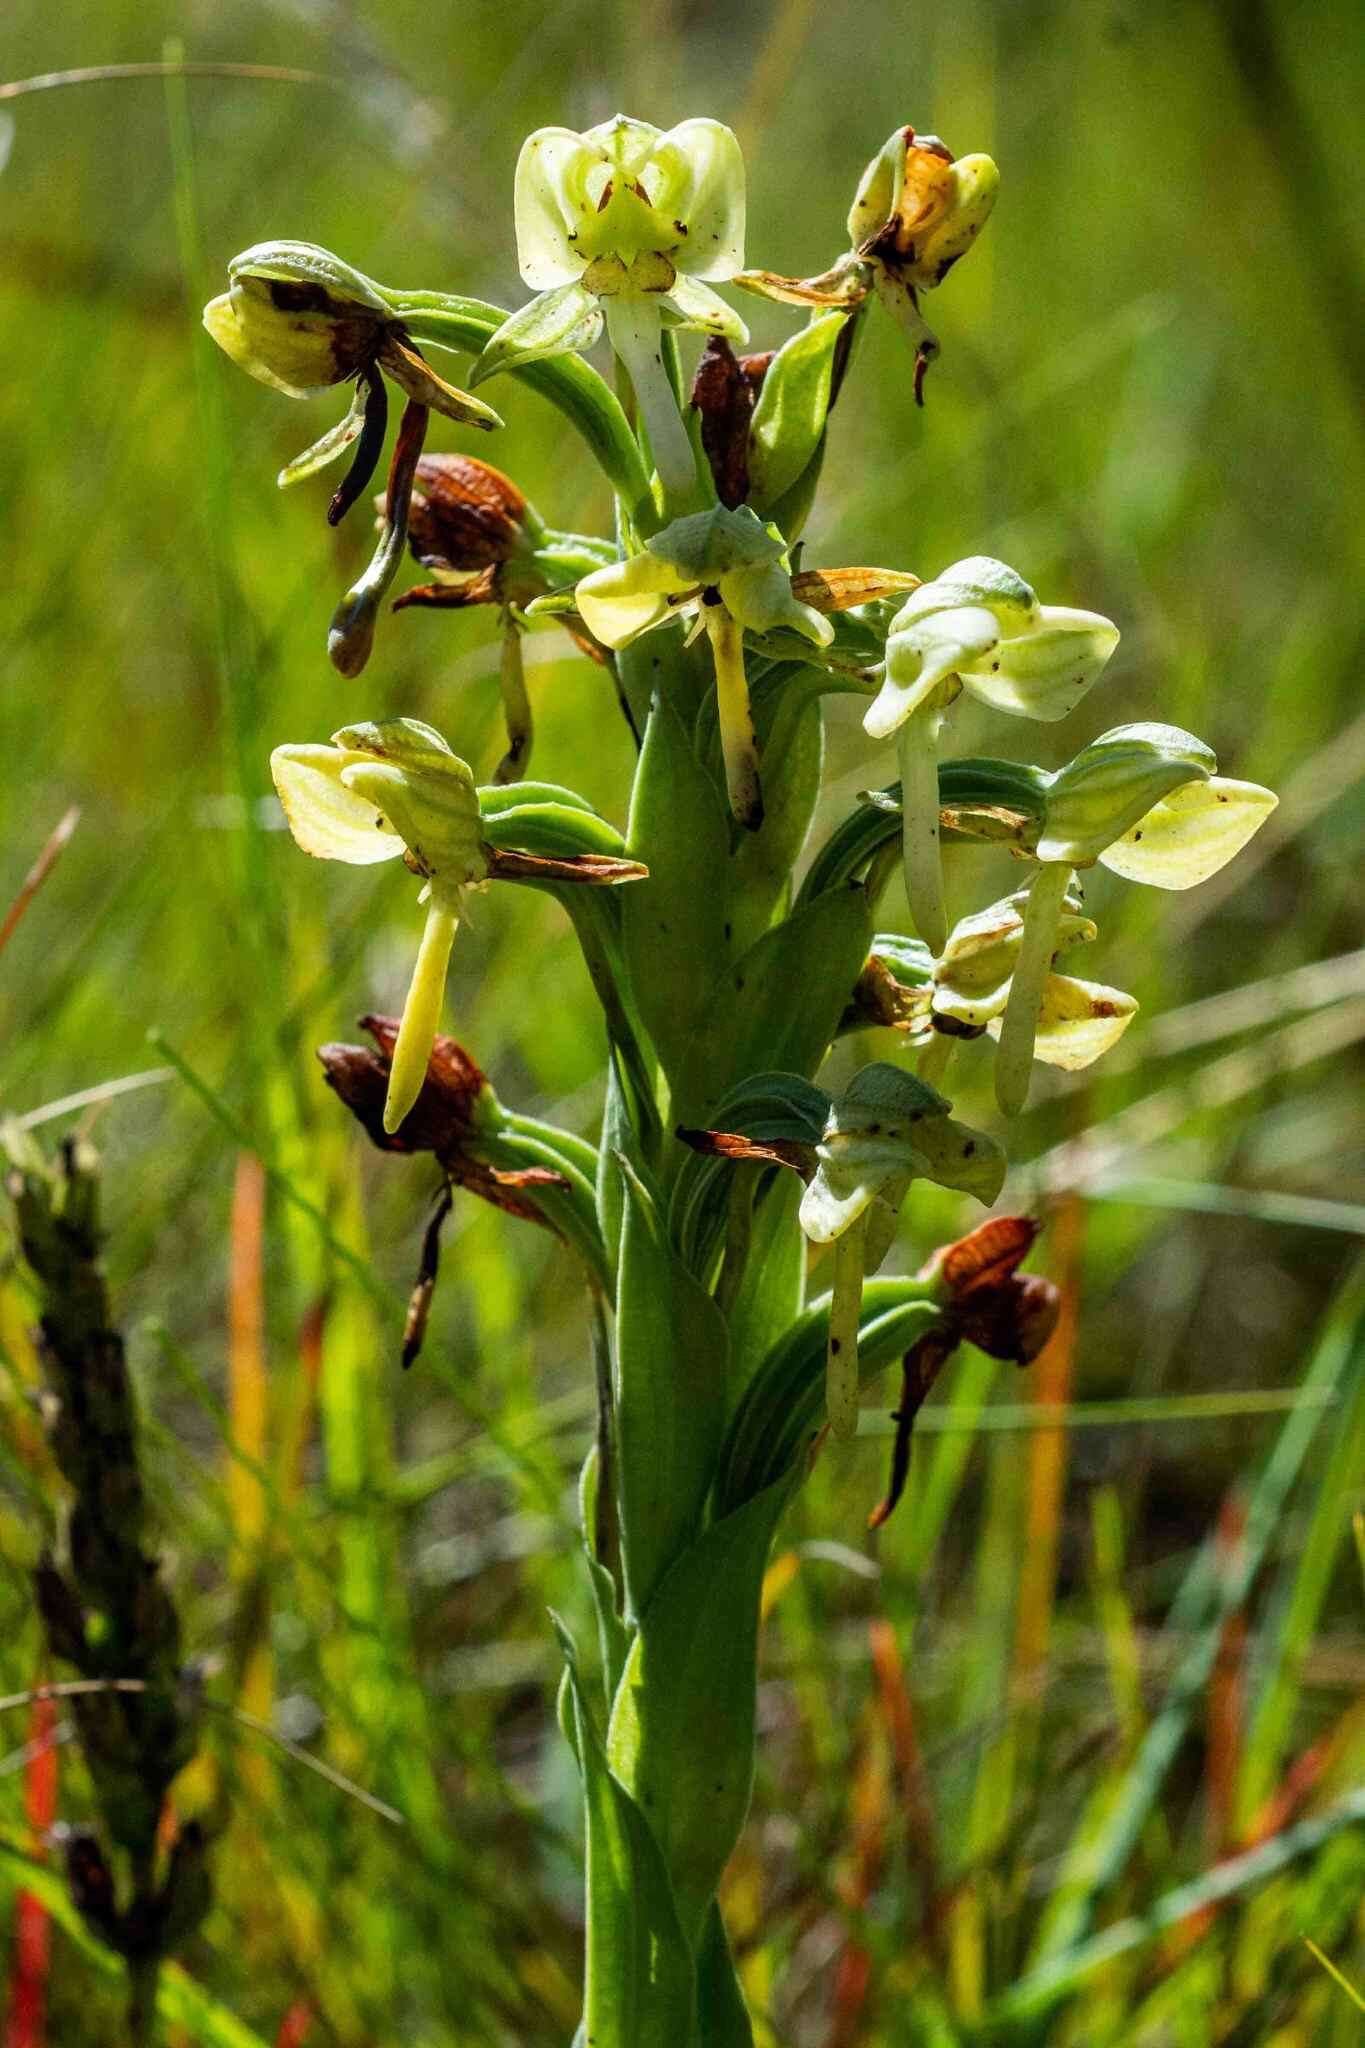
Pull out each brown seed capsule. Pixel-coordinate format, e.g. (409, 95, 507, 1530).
(406, 455, 531, 572)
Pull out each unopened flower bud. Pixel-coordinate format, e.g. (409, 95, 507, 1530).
(203, 240, 392, 397)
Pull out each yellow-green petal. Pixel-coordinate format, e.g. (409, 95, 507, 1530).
(1097, 776, 1278, 890)
(575, 555, 692, 648)
(270, 744, 404, 864)
(989, 973, 1137, 1069)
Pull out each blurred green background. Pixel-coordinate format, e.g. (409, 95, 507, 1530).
(2, 1, 1363, 2042)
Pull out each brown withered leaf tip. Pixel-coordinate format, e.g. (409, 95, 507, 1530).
(484, 848, 648, 887)
(791, 567, 922, 614)
(869, 1216, 1059, 1530)
(675, 1125, 813, 1175)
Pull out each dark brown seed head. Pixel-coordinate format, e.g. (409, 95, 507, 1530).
(405, 454, 530, 571)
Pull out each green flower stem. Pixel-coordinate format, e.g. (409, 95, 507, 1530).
(385, 887, 461, 1134)
(994, 859, 1072, 1116)
(494, 617, 532, 784)
(827, 1213, 870, 1440)
(390, 298, 657, 535)
(603, 295, 700, 515)
(897, 710, 948, 956)
(703, 604, 764, 830)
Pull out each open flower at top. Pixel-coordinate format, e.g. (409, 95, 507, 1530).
(204, 241, 503, 678)
(472, 115, 747, 501)
(866, 557, 1119, 957)
(992, 723, 1278, 1115)
(797, 1063, 1004, 1439)
(736, 128, 997, 403)
(570, 504, 833, 829)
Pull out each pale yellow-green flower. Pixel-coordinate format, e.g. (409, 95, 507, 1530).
(473, 115, 747, 499)
(271, 718, 490, 1136)
(868, 557, 1118, 959)
(993, 725, 1277, 1115)
(571, 505, 832, 829)
(797, 1063, 1004, 1438)
(930, 886, 1137, 1071)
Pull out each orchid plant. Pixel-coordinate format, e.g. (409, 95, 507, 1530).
(206, 110, 1277, 2043)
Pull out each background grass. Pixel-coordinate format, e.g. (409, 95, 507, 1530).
(1, 0, 1363, 2041)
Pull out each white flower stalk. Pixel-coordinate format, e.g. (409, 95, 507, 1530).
(994, 725, 1278, 1114)
(270, 718, 491, 1135)
(474, 115, 747, 501)
(797, 1064, 1004, 1437)
(570, 505, 833, 829)
(865, 557, 1118, 955)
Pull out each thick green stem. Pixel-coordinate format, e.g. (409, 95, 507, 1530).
(384, 888, 461, 1134)
(603, 296, 699, 513)
(897, 711, 948, 957)
(994, 860, 1071, 1117)
(826, 1213, 870, 1440)
(703, 604, 763, 830)
(494, 614, 532, 783)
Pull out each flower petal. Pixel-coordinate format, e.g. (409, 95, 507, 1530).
(270, 744, 403, 864)
(988, 973, 1137, 1069)
(651, 118, 746, 280)
(1038, 722, 1217, 867)
(965, 607, 1119, 722)
(864, 603, 1001, 738)
(799, 1148, 930, 1244)
(1040, 975, 1136, 1067)
(1097, 776, 1278, 890)
(513, 127, 600, 288)
(574, 555, 691, 648)
(203, 291, 320, 398)
(722, 560, 834, 647)
(660, 274, 749, 343)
